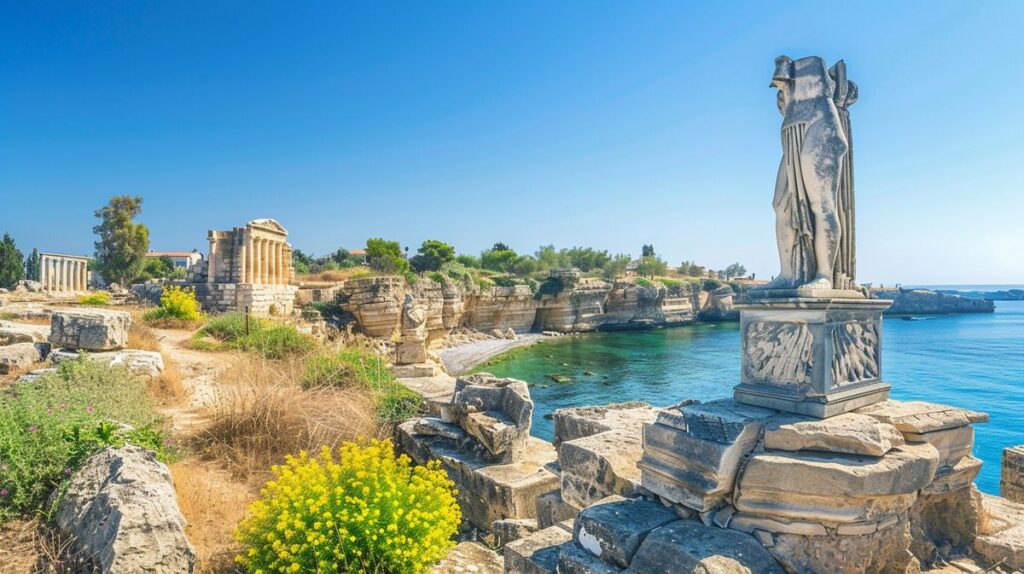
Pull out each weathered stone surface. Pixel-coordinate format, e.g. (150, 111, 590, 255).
(727, 512, 827, 537)
(573, 496, 677, 568)
(768, 515, 918, 574)
(392, 362, 440, 378)
(763, 413, 904, 457)
(735, 443, 939, 523)
(51, 349, 164, 378)
(0, 320, 50, 344)
(49, 308, 131, 351)
(627, 519, 785, 574)
(909, 485, 981, 564)
(504, 523, 573, 574)
(560, 429, 647, 509)
(923, 455, 982, 495)
(1002, 445, 1024, 503)
(15, 367, 57, 382)
(552, 402, 660, 447)
(55, 445, 195, 574)
(492, 518, 538, 547)
(905, 425, 973, 469)
(536, 490, 579, 529)
(432, 541, 503, 574)
(412, 418, 465, 441)
(0, 342, 45, 374)
(856, 400, 988, 434)
(557, 542, 623, 574)
(974, 494, 1024, 572)
(445, 373, 533, 461)
(640, 400, 772, 512)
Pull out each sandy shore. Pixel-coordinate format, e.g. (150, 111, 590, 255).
(437, 333, 547, 374)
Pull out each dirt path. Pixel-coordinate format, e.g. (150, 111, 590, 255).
(151, 328, 228, 434)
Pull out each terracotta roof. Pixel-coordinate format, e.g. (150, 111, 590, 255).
(348, 249, 367, 256)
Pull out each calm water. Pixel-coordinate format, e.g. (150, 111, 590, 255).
(477, 300, 1024, 494)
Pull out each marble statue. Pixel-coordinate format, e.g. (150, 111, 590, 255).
(763, 55, 861, 293)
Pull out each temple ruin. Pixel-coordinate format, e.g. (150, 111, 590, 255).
(191, 219, 298, 315)
(39, 253, 90, 292)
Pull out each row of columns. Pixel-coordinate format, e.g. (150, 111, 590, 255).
(242, 237, 290, 285)
(40, 255, 89, 292)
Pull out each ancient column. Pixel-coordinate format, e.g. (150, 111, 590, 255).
(208, 237, 218, 285)
(261, 239, 269, 284)
(238, 234, 247, 283)
(268, 241, 277, 284)
(39, 256, 47, 289)
(82, 260, 89, 290)
(69, 260, 77, 291)
(275, 242, 283, 285)
(59, 259, 67, 291)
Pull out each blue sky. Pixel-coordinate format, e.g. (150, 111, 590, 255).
(1, 1, 1022, 285)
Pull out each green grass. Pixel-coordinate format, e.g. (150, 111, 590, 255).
(0, 359, 170, 522)
(191, 312, 316, 359)
(634, 277, 655, 288)
(300, 347, 422, 423)
(77, 292, 111, 306)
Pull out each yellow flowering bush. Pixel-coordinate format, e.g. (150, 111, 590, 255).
(143, 286, 205, 324)
(235, 439, 460, 574)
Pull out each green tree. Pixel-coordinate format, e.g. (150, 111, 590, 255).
(636, 255, 668, 279)
(455, 254, 481, 268)
(533, 245, 566, 271)
(511, 255, 539, 277)
(564, 246, 611, 272)
(365, 238, 410, 274)
(601, 254, 631, 281)
(481, 243, 518, 272)
(0, 233, 24, 289)
(678, 260, 705, 277)
(24, 248, 41, 281)
(641, 244, 656, 258)
(92, 196, 150, 285)
(723, 263, 747, 279)
(291, 249, 314, 274)
(410, 240, 455, 273)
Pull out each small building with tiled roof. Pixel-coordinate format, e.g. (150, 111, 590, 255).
(146, 249, 204, 270)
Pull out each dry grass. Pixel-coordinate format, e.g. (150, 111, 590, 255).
(0, 315, 51, 325)
(185, 354, 381, 483)
(127, 322, 162, 352)
(126, 322, 186, 405)
(0, 518, 86, 574)
(171, 460, 253, 574)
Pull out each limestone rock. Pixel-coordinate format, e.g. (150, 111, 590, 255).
(55, 445, 195, 573)
(856, 400, 988, 435)
(552, 402, 660, 447)
(908, 425, 973, 470)
(0, 342, 45, 374)
(557, 542, 624, 574)
(0, 320, 50, 344)
(536, 490, 579, 529)
(560, 429, 647, 508)
(492, 518, 538, 547)
(432, 541, 503, 574)
(445, 373, 533, 462)
(572, 496, 678, 568)
(1002, 445, 1024, 503)
(735, 443, 939, 523)
(51, 349, 164, 379)
(49, 308, 131, 351)
(763, 413, 904, 457)
(658, 399, 776, 443)
(504, 523, 573, 574)
(909, 485, 982, 564)
(17, 279, 43, 293)
(767, 515, 918, 574)
(923, 455, 982, 495)
(15, 367, 57, 382)
(627, 519, 784, 574)
(974, 494, 1024, 572)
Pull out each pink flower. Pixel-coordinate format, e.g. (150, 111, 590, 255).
(85, 406, 95, 413)
(27, 425, 38, 433)
(0, 489, 8, 498)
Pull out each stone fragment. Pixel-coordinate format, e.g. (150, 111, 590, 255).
(560, 429, 647, 509)
(856, 400, 988, 434)
(49, 308, 131, 351)
(905, 425, 973, 469)
(504, 523, 573, 574)
(445, 373, 533, 462)
(432, 541, 503, 574)
(15, 367, 57, 382)
(0, 342, 45, 374)
(536, 490, 579, 529)
(768, 515, 917, 574)
(763, 412, 904, 456)
(974, 493, 1024, 571)
(556, 543, 623, 574)
(1003, 445, 1024, 503)
(656, 399, 776, 442)
(924, 455, 982, 495)
(909, 485, 982, 564)
(492, 518, 538, 547)
(55, 445, 196, 573)
(0, 320, 50, 344)
(412, 418, 465, 441)
(627, 519, 785, 574)
(552, 402, 660, 447)
(735, 443, 939, 523)
(572, 496, 677, 568)
(51, 349, 164, 379)
(727, 513, 827, 537)
(392, 362, 440, 378)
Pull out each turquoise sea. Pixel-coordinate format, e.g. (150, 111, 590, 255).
(477, 298, 1024, 495)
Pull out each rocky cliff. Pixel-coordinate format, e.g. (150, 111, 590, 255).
(871, 288, 995, 315)
(331, 271, 737, 339)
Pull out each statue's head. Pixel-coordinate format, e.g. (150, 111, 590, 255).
(772, 55, 838, 116)
(403, 293, 414, 305)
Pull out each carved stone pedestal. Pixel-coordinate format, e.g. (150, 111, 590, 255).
(733, 296, 892, 418)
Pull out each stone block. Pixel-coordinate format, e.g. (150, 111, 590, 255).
(924, 455, 982, 496)
(763, 412, 904, 456)
(504, 523, 573, 574)
(0, 342, 45, 374)
(556, 543, 623, 574)
(560, 429, 646, 509)
(49, 308, 131, 351)
(536, 490, 580, 530)
(432, 541, 502, 574)
(626, 520, 785, 574)
(492, 518, 538, 547)
(767, 515, 917, 574)
(734, 443, 939, 523)
(905, 425, 973, 469)
(392, 362, 439, 378)
(909, 485, 982, 563)
(656, 398, 775, 443)
(573, 496, 678, 568)
(1002, 445, 1024, 503)
(0, 320, 49, 344)
(552, 402, 660, 447)
(445, 373, 533, 462)
(51, 349, 164, 379)
(728, 512, 827, 537)
(856, 400, 988, 434)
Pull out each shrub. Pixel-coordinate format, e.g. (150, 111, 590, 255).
(301, 348, 423, 423)
(0, 359, 169, 522)
(234, 439, 460, 574)
(143, 286, 205, 325)
(634, 277, 654, 288)
(193, 313, 316, 359)
(77, 292, 110, 306)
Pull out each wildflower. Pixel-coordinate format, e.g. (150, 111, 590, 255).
(27, 425, 38, 433)
(0, 488, 8, 497)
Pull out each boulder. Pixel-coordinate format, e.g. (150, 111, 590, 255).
(49, 308, 131, 351)
(51, 349, 164, 379)
(627, 520, 784, 574)
(763, 413, 904, 457)
(17, 279, 43, 293)
(504, 523, 573, 574)
(55, 445, 195, 573)
(572, 496, 677, 568)
(0, 342, 45, 374)
(0, 320, 50, 344)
